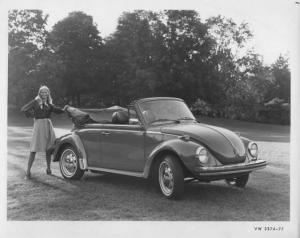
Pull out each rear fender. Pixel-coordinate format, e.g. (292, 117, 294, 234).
(53, 133, 88, 170)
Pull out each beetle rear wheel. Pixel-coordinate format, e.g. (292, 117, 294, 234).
(59, 146, 84, 180)
(158, 155, 184, 199)
(225, 173, 249, 188)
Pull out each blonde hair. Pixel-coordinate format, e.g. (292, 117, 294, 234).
(35, 85, 53, 108)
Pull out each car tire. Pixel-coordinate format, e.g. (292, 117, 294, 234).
(225, 173, 249, 188)
(59, 146, 84, 180)
(158, 155, 184, 199)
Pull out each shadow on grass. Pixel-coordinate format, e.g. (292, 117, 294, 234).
(26, 176, 79, 195)
(63, 171, 288, 203)
(82, 173, 147, 187)
(7, 167, 290, 220)
(60, 173, 289, 220)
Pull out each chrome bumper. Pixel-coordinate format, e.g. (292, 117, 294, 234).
(194, 159, 267, 176)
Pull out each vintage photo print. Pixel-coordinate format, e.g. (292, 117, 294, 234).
(1, 0, 299, 237)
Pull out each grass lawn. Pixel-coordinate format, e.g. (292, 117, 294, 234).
(7, 113, 290, 220)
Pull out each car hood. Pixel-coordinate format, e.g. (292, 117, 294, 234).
(160, 123, 246, 164)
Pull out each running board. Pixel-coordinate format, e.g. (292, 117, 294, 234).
(87, 166, 145, 178)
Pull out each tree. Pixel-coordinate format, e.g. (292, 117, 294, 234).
(8, 10, 49, 108)
(9, 10, 49, 49)
(48, 11, 102, 106)
(150, 10, 214, 104)
(8, 9, 290, 124)
(268, 55, 290, 102)
(101, 11, 159, 104)
(238, 52, 272, 103)
(103, 10, 214, 105)
(205, 15, 255, 117)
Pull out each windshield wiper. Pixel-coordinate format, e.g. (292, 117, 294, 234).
(150, 118, 181, 125)
(150, 117, 195, 125)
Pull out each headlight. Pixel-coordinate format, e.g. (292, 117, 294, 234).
(196, 146, 209, 163)
(248, 142, 258, 158)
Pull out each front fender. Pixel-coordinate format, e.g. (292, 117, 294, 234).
(143, 138, 201, 178)
(241, 136, 251, 148)
(52, 132, 88, 169)
(241, 136, 259, 161)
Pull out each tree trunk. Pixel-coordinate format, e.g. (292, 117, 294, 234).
(76, 93, 81, 107)
(71, 94, 76, 107)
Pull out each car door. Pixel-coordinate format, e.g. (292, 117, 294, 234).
(100, 108, 145, 172)
(100, 125, 145, 172)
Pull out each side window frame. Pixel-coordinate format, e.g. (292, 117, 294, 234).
(128, 106, 138, 119)
(128, 105, 143, 126)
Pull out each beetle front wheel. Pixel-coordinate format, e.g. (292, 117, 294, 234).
(158, 155, 184, 199)
(59, 146, 84, 180)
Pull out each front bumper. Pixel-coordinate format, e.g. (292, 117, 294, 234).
(194, 159, 267, 177)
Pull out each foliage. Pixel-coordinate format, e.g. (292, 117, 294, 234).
(268, 55, 290, 102)
(48, 11, 103, 105)
(8, 10, 49, 108)
(9, 10, 49, 49)
(190, 99, 212, 116)
(257, 97, 290, 124)
(8, 10, 291, 124)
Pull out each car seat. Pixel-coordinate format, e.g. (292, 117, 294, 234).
(111, 111, 129, 124)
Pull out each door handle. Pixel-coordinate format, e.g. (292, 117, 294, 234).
(101, 131, 110, 136)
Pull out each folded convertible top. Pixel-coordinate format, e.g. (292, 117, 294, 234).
(66, 105, 127, 127)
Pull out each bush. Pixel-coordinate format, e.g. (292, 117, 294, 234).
(256, 98, 290, 125)
(190, 99, 212, 116)
(190, 97, 290, 125)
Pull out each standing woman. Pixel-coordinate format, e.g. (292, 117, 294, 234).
(21, 85, 66, 179)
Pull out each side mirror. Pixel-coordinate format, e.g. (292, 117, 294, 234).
(129, 118, 140, 125)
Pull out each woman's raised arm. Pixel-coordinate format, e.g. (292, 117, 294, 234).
(51, 104, 65, 114)
(20, 99, 36, 118)
(20, 99, 36, 112)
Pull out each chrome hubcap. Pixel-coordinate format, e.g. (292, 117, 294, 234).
(61, 149, 77, 177)
(159, 161, 174, 196)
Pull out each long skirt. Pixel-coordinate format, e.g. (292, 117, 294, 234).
(30, 118, 56, 152)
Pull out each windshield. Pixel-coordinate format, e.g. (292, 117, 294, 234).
(139, 99, 195, 125)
